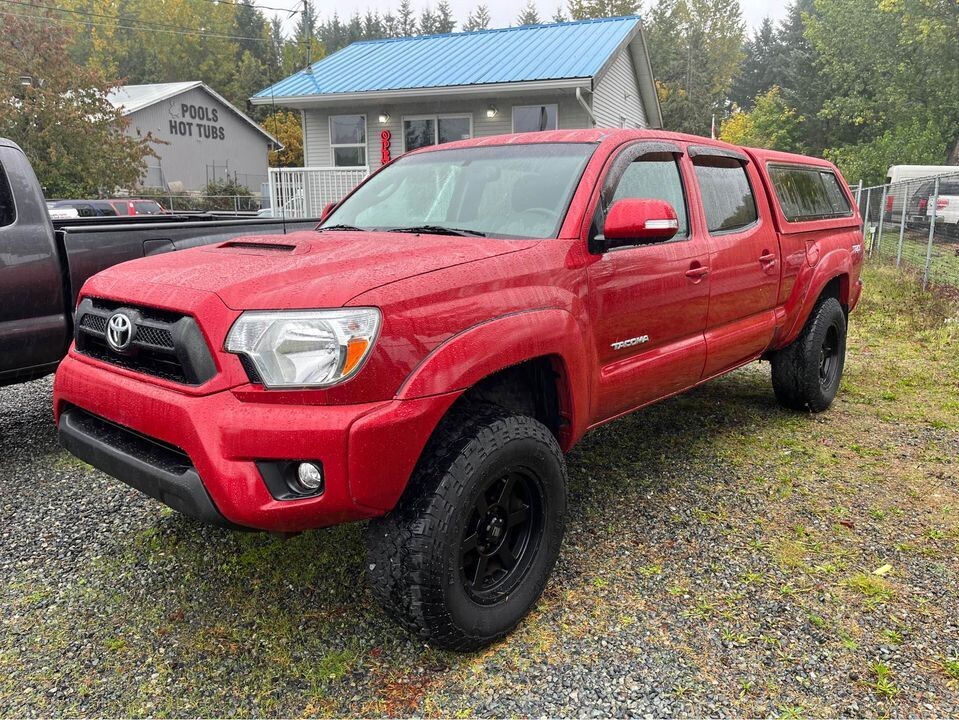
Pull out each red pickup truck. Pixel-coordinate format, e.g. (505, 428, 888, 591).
(54, 129, 863, 649)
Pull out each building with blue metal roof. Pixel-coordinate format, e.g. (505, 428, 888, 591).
(252, 16, 662, 173)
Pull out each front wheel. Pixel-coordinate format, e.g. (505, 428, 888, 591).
(771, 296, 847, 412)
(363, 407, 567, 651)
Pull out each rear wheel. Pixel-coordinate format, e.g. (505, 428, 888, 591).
(363, 406, 567, 651)
(771, 297, 847, 412)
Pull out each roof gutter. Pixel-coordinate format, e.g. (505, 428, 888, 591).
(575, 87, 597, 128)
(250, 77, 592, 107)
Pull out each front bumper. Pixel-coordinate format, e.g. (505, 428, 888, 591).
(54, 352, 460, 532)
(59, 407, 240, 528)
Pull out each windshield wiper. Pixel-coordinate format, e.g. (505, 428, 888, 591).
(388, 225, 487, 237)
(319, 224, 366, 232)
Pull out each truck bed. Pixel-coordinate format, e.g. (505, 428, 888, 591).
(57, 214, 321, 305)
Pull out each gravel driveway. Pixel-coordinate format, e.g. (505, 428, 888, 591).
(2, 263, 958, 717)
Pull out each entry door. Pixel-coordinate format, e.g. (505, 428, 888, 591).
(689, 150, 779, 377)
(586, 145, 710, 423)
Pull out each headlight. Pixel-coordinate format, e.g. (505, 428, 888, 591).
(225, 308, 380, 388)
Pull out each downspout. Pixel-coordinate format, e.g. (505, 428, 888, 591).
(576, 86, 597, 128)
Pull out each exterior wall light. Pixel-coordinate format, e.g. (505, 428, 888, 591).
(486, 105, 498, 118)
(378, 112, 390, 123)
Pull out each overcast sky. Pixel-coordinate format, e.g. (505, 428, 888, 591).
(268, 0, 790, 36)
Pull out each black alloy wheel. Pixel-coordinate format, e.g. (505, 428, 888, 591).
(460, 469, 544, 603)
(819, 324, 841, 388)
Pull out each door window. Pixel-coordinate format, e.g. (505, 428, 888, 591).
(693, 157, 758, 233)
(0, 162, 14, 227)
(610, 153, 689, 239)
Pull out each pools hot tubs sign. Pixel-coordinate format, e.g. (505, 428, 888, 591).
(168, 102, 226, 141)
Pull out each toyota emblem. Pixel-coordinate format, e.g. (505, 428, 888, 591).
(105, 312, 135, 352)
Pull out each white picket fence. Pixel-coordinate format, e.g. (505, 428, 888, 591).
(267, 166, 370, 219)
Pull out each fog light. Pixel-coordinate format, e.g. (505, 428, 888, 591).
(296, 462, 324, 492)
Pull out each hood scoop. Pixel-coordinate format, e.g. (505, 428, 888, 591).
(217, 240, 297, 254)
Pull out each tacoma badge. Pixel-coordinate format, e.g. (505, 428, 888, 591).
(611, 335, 650, 350)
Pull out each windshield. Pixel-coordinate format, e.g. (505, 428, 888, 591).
(322, 143, 596, 239)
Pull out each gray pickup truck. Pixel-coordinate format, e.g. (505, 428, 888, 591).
(0, 138, 318, 387)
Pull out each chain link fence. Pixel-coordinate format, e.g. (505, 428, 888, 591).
(852, 170, 959, 291)
(131, 191, 264, 213)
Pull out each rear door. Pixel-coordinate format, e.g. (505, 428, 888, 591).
(586, 141, 710, 422)
(688, 147, 779, 378)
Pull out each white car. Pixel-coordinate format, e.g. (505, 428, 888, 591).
(884, 165, 959, 222)
(46, 205, 80, 220)
(910, 175, 959, 235)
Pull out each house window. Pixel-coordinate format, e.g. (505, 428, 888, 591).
(403, 115, 473, 152)
(330, 114, 367, 167)
(512, 104, 558, 133)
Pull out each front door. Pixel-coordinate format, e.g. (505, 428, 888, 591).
(0, 146, 69, 378)
(586, 143, 710, 423)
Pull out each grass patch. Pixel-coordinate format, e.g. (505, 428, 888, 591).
(846, 573, 893, 603)
(865, 661, 899, 699)
(942, 658, 959, 682)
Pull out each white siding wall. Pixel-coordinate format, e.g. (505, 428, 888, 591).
(592, 49, 648, 129)
(302, 94, 591, 169)
(126, 87, 271, 191)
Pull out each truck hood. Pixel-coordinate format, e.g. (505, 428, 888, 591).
(91, 230, 537, 309)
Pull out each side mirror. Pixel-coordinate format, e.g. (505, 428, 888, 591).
(593, 198, 679, 252)
(320, 201, 337, 222)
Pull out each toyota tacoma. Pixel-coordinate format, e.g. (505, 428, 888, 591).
(54, 129, 864, 649)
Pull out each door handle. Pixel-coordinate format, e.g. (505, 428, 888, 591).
(759, 252, 777, 264)
(685, 265, 709, 280)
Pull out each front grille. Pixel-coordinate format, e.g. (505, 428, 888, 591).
(135, 325, 175, 349)
(79, 313, 107, 334)
(74, 298, 216, 385)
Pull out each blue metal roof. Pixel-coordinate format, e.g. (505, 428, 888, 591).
(255, 16, 642, 99)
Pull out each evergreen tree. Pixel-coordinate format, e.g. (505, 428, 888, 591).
(567, 0, 639, 19)
(645, 0, 745, 135)
(293, 0, 324, 66)
(293, 0, 316, 40)
(773, 0, 830, 153)
(551, 6, 568, 22)
(397, 0, 418, 35)
(345, 12, 365, 44)
(419, 7, 440, 34)
(267, 16, 286, 76)
(363, 10, 384, 39)
(232, 0, 268, 61)
(435, 1, 457, 32)
(517, 0, 541, 25)
(730, 17, 780, 109)
(382, 12, 400, 36)
(463, 5, 492, 30)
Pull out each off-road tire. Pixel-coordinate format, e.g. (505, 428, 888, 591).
(771, 296, 847, 412)
(363, 405, 567, 651)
